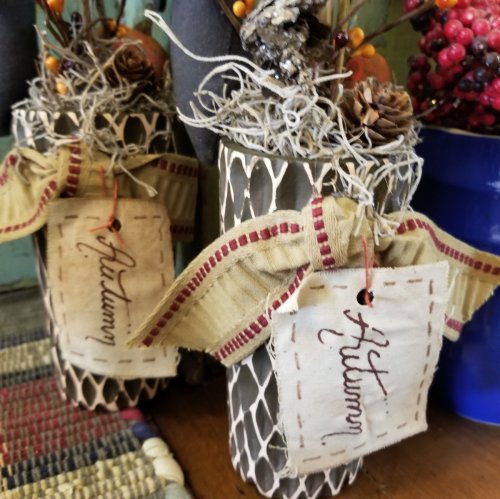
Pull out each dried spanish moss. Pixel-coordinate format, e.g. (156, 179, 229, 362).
(147, 10, 423, 239)
(12, 28, 175, 165)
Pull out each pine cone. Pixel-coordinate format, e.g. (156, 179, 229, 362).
(106, 46, 158, 96)
(340, 78, 414, 144)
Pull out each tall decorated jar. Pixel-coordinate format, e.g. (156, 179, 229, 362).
(0, 2, 198, 410)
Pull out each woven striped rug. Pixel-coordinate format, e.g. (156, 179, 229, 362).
(0, 289, 190, 498)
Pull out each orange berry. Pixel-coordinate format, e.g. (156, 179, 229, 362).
(107, 20, 127, 37)
(47, 0, 64, 15)
(245, 0, 256, 10)
(232, 1, 247, 18)
(435, 0, 458, 9)
(45, 56, 60, 74)
(352, 43, 377, 58)
(55, 80, 68, 95)
(348, 27, 365, 49)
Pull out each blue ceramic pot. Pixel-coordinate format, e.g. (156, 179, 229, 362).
(414, 126, 500, 425)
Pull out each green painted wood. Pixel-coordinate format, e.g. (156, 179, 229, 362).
(0, 239, 38, 289)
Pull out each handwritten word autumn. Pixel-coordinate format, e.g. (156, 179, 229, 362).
(318, 309, 389, 441)
(77, 236, 136, 346)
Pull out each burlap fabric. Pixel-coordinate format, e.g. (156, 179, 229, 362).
(0, 143, 198, 244)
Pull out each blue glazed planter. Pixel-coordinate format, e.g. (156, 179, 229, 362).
(413, 126, 500, 425)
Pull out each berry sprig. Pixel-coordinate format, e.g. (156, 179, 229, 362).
(348, 26, 376, 58)
(332, 26, 377, 57)
(407, 0, 500, 131)
(37, 0, 168, 98)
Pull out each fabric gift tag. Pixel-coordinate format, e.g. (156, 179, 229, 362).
(271, 262, 449, 476)
(47, 198, 178, 378)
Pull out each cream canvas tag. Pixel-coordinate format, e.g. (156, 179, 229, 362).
(47, 198, 178, 378)
(271, 262, 449, 476)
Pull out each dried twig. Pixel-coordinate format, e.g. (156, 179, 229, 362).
(44, 19, 66, 47)
(95, 0, 112, 35)
(363, 0, 434, 45)
(95, 0, 107, 18)
(81, 0, 92, 29)
(217, 0, 242, 34)
(113, 0, 127, 35)
(35, 0, 71, 46)
(319, 0, 333, 28)
(335, 0, 372, 31)
(334, 0, 350, 74)
(72, 16, 110, 47)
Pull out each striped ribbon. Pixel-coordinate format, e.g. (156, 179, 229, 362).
(130, 196, 500, 366)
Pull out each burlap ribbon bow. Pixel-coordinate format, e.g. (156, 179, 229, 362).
(130, 196, 500, 366)
(0, 143, 198, 244)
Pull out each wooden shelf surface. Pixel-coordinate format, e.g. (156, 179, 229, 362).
(148, 377, 500, 499)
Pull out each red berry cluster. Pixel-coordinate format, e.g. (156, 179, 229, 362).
(407, 0, 500, 132)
